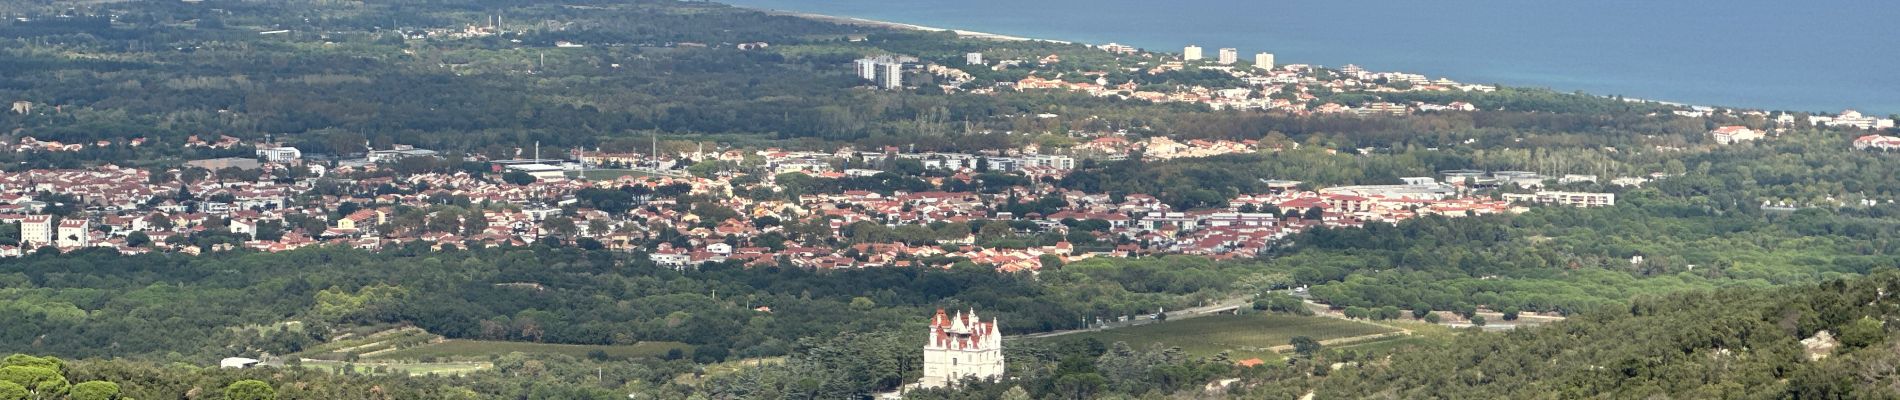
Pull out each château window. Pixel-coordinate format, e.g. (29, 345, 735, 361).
(952, 358, 958, 366)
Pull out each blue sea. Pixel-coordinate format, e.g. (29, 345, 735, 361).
(722, 0, 1900, 115)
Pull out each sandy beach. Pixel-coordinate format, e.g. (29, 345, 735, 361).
(757, 9, 1071, 44)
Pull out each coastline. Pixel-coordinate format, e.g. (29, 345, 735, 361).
(755, 9, 1071, 44)
(740, 4, 1893, 115)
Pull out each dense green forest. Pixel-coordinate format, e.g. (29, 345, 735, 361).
(0, 350, 701, 399)
(0, 247, 1264, 363)
(1294, 271, 1900, 399)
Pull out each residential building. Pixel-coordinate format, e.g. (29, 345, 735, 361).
(1559, 174, 1598, 184)
(56, 219, 89, 247)
(333, 209, 385, 231)
(649, 245, 690, 269)
(1254, 52, 1275, 70)
(229, 219, 255, 238)
(1183, 45, 1203, 61)
(854, 58, 879, 80)
(1354, 102, 1410, 117)
(1855, 134, 1900, 151)
(1504, 191, 1615, 207)
(1218, 48, 1238, 65)
(1017, 154, 1075, 170)
(20, 215, 52, 248)
(1100, 43, 1137, 54)
(1710, 126, 1765, 145)
(1611, 177, 1650, 187)
(1340, 64, 1368, 79)
(1823, 109, 1894, 130)
(919, 309, 1004, 389)
(876, 62, 904, 89)
(1774, 113, 1799, 126)
(965, 52, 983, 65)
(854, 56, 908, 89)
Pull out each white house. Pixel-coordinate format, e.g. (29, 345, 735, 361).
(230, 219, 257, 239)
(219, 357, 260, 369)
(56, 219, 89, 248)
(1710, 126, 1764, 145)
(1854, 135, 1900, 151)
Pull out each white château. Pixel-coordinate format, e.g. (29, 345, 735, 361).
(919, 308, 1004, 388)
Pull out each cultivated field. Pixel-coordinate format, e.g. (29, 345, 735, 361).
(298, 359, 491, 377)
(674, 357, 786, 385)
(291, 326, 692, 378)
(1050, 313, 1398, 361)
(366, 339, 691, 362)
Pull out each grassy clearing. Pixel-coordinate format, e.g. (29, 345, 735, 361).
(231, 321, 305, 336)
(365, 339, 691, 362)
(298, 359, 491, 377)
(674, 357, 786, 385)
(1329, 335, 1439, 356)
(296, 327, 439, 360)
(294, 326, 691, 365)
(1378, 319, 1459, 337)
(1050, 313, 1398, 361)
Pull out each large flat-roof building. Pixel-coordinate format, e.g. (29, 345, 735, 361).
(1319, 183, 1459, 201)
(875, 62, 903, 89)
(256, 146, 302, 163)
(57, 219, 89, 248)
(854, 58, 879, 80)
(1254, 52, 1275, 70)
(20, 215, 52, 248)
(1504, 191, 1616, 207)
(855, 56, 906, 90)
(367, 145, 439, 163)
(1183, 45, 1203, 61)
(504, 163, 567, 180)
(186, 157, 263, 171)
